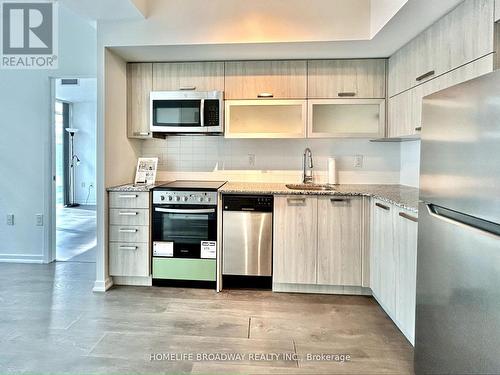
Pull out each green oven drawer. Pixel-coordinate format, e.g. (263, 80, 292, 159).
(152, 258, 216, 281)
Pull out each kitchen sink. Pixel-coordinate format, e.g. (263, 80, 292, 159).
(286, 183, 336, 191)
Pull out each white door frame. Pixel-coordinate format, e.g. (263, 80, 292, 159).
(45, 76, 96, 264)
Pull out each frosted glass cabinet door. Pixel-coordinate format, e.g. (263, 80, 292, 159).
(225, 100, 307, 138)
(308, 99, 385, 138)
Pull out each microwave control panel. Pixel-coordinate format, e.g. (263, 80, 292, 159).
(204, 99, 220, 126)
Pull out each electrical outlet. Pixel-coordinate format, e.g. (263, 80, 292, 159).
(354, 155, 364, 168)
(6, 214, 14, 226)
(81, 182, 86, 188)
(89, 183, 94, 188)
(248, 153, 256, 167)
(36, 214, 44, 226)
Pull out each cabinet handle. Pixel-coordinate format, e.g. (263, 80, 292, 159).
(118, 211, 138, 216)
(330, 198, 349, 202)
(416, 70, 435, 82)
(375, 202, 390, 211)
(179, 86, 196, 90)
(415, 126, 422, 132)
(257, 92, 274, 98)
(119, 245, 138, 250)
(338, 92, 356, 97)
(399, 212, 418, 223)
(287, 197, 306, 204)
(119, 228, 138, 233)
(118, 194, 138, 199)
(133, 132, 150, 136)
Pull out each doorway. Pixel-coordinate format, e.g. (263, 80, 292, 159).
(54, 78, 97, 263)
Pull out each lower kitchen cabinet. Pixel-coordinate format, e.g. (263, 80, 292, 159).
(370, 198, 418, 345)
(273, 196, 317, 284)
(370, 199, 396, 315)
(395, 208, 418, 344)
(108, 192, 151, 284)
(317, 196, 362, 286)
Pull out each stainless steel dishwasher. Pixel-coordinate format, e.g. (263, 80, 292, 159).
(222, 195, 273, 277)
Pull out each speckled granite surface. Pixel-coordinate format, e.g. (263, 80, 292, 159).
(219, 182, 419, 212)
(106, 181, 170, 192)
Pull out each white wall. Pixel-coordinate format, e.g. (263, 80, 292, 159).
(400, 140, 420, 187)
(0, 6, 96, 263)
(142, 137, 402, 184)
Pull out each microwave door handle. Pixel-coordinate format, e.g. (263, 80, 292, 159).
(155, 207, 215, 214)
(200, 99, 205, 127)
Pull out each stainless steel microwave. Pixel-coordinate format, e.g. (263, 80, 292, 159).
(150, 90, 223, 134)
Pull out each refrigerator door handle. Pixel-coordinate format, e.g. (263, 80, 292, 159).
(426, 203, 500, 237)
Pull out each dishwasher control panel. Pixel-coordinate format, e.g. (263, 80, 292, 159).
(223, 195, 273, 212)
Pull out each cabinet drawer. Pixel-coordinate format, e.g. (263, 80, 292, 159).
(109, 192, 149, 209)
(109, 225, 149, 243)
(109, 242, 150, 277)
(109, 209, 149, 226)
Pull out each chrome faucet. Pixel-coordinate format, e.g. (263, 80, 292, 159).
(302, 148, 314, 184)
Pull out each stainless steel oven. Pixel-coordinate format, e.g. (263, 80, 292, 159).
(150, 90, 223, 134)
(151, 181, 226, 287)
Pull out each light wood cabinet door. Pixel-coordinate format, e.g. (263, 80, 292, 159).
(308, 59, 386, 99)
(152, 62, 224, 91)
(224, 60, 307, 99)
(388, 54, 494, 138)
(388, 0, 494, 97)
(109, 242, 150, 277)
(370, 199, 396, 316)
(395, 208, 418, 345)
(496, 0, 500, 21)
(127, 63, 153, 138)
(317, 196, 362, 286)
(273, 196, 317, 284)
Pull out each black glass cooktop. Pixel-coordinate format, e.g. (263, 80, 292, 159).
(156, 180, 227, 191)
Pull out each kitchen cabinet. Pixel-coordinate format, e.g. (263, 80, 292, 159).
(273, 196, 317, 284)
(317, 196, 362, 286)
(108, 192, 151, 283)
(127, 63, 153, 139)
(370, 199, 396, 316)
(496, 0, 500, 21)
(224, 60, 307, 99)
(388, 54, 494, 138)
(224, 100, 307, 138)
(152, 62, 224, 92)
(395, 208, 418, 345)
(388, 0, 494, 97)
(308, 99, 385, 138)
(308, 59, 386, 99)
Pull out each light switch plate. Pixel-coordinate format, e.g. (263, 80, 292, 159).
(6, 214, 14, 225)
(354, 155, 364, 168)
(36, 214, 44, 226)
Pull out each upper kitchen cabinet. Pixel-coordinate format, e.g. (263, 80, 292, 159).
(225, 100, 307, 138)
(388, 0, 495, 97)
(308, 99, 385, 138)
(496, 0, 500, 21)
(308, 59, 386, 99)
(152, 62, 224, 92)
(127, 63, 153, 139)
(388, 54, 494, 138)
(224, 60, 307, 99)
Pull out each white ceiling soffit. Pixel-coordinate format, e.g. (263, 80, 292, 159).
(59, 0, 147, 21)
(108, 0, 462, 61)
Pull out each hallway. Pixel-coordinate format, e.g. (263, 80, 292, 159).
(56, 205, 96, 262)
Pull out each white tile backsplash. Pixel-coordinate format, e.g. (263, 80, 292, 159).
(141, 136, 402, 184)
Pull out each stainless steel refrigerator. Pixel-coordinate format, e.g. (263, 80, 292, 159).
(415, 70, 500, 374)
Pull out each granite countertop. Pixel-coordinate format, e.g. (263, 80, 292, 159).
(219, 182, 419, 212)
(106, 181, 170, 192)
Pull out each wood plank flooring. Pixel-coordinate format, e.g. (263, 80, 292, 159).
(0, 262, 414, 374)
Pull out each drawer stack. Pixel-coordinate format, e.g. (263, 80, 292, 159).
(108, 192, 150, 280)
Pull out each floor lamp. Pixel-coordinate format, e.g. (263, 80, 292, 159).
(65, 128, 80, 208)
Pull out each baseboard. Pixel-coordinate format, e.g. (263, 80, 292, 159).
(113, 275, 152, 286)
(272, 282, 372, 296)
(93, 277, 114, 292)
(0, 254, 44, 263)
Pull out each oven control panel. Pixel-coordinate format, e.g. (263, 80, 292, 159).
(153, 190, 218, 206)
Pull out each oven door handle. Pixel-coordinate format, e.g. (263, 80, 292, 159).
(154, 207, 216, 214)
